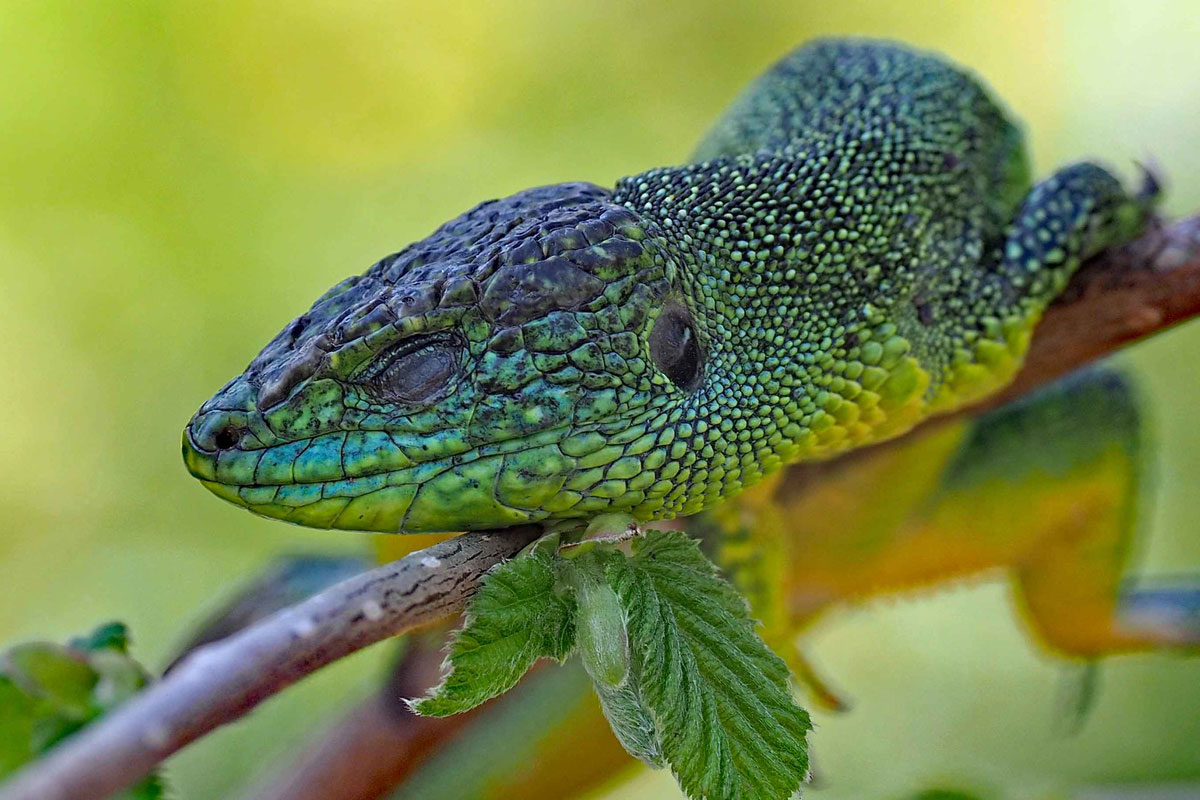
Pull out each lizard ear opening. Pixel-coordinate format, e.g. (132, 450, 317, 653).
(649, 304, 704, 392)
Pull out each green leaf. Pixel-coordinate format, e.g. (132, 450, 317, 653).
(568, 554, 662, 767)
(68, 621, 131, 654)
(410, 528, 810, 799)
(608, 529, 811, 800)
(1, 643, 96, 717)
(89, 650, 149, 709)
(0, 676, 39, 775)
(120, 774, 167, 800)
(413, 545, 576, 717)
(592, 678, 664, 767)
(0, 622, 163, 797)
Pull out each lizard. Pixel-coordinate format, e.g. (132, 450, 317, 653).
(183, 38, 1157, 538)
(179, 37, 1200, 797)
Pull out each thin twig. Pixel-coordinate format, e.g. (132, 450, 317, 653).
(0, 527, 541, 800)
(2, 215, 1199, 800)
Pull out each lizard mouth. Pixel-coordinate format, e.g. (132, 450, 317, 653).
(182, 425, 573, 533)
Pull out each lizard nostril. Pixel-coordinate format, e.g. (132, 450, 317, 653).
(212, 424, 245, 451)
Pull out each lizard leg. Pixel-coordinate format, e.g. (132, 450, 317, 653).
(1046, 578, 1200, 728)
(1013, 534, 1200, 658)
(930, 162, 1157, 413)
(998, 161, 1155, 303)
(992, 368, 1196, 658)
(695, 475, 853, 710)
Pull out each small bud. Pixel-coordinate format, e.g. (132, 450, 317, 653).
(576, 578, 629, 689)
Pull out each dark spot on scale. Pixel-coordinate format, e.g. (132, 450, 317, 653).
(942, 151, 961, 170)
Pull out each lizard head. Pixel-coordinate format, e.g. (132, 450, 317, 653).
(183, 182, 711, 533)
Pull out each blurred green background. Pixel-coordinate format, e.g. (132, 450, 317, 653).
(2, 1, 1199, 798)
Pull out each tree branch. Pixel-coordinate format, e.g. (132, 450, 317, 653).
(1, 215, 1198, 800)
(0, 527, 542, 800)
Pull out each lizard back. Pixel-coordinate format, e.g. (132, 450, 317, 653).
(693, 38, 1031, 235)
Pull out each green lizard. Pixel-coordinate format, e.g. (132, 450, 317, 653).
(178, 38, 1200, 795)
(182, 38, 1156, 535)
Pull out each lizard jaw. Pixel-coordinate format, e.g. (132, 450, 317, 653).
(182, 419, 576, 533)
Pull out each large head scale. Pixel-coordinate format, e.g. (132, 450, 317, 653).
(183, 182, 711, 533)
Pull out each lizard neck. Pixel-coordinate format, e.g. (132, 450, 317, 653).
(611, 153, 956, 510)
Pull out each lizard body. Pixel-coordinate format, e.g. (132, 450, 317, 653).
(183, 38, 1152, 535)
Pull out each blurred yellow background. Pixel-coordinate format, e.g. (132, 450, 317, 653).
(2, 1, 1199, 798)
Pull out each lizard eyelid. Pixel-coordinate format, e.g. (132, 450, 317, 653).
(352, 333, 463, 406)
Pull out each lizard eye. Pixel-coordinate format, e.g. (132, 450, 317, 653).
(649, 304, 703, 391)
(353, 333, 462, 405)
